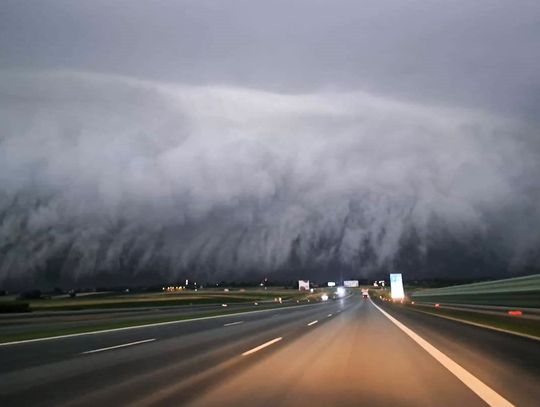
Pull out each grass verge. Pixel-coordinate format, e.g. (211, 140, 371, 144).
(14, 290, 305, 312)
(0, 302, 302, 344)
(405, 303, 540, 339)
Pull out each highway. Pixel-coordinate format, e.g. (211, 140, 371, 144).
(0, 293, 538, 406)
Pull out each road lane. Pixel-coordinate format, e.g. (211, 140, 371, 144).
(371, 300, 513, 407)
(1, 295, 538, 407)
(376, 300, 540, 407)
(0, 298, 350, 406)
(0, 302, 277, 337)
(185, 299, 487, 407)
(0, 299, 327, 343)
(0, 300, 338, 372)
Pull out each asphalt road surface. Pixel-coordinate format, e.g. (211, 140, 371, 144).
(0, 294, 538, 406)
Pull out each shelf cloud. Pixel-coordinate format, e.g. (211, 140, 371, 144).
(1, 71, 539, 286)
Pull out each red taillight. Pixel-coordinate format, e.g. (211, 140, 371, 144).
(434, 303, 440, 307)
(411, 301, 415, 305)
(507, 310, 522, 316)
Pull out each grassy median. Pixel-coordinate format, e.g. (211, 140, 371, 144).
(1, 288, 306, 312)
(0, 301, 313, 344)
(402, 303, 540, 339)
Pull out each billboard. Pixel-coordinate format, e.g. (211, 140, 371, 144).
(390, 273, 405, 300)
(327, 281, 336, 287)
(298, 280, 310, 291)
(344, 280, 359, 287)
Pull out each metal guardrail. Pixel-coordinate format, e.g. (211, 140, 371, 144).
(410, 274, 540, 308)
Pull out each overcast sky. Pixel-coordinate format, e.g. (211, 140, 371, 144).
(1, 1, 540, 287)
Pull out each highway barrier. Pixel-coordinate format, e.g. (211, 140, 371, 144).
(410, 274, 540, 308)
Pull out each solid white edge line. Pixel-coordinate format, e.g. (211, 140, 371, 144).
(223, 321, 244, 327)
(0, 302, 325, 347)
(242, 337, 282, 356)
(81, 338, 156, 354)
(370, 299, 515, 407)
(307, 320, 318, 326)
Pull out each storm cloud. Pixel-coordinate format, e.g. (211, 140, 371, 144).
(1, 1, 540, 287)
(1, 71, 539, 286)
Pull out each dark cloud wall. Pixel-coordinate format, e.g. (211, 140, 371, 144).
(1, 2, 540, 287)
(1, 72, 539, 287)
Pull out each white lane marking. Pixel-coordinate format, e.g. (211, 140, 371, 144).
(242, 337, 283, 356)
(224, 321, 244, 327)
(307, 320, 318, 326)
(370, 300, 514, 407)
(327, 314, 333, 317)
(81, 338, 156, 354)
(0, 303, 324, 347)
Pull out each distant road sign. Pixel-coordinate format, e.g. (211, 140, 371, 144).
(327, 281, 336, 287)
(344, 280, 359, 287)
(298, 280, 310, 291)
(390, 273, 405, 300)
